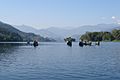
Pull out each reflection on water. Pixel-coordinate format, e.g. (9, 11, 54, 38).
(0, 42, 120, 80)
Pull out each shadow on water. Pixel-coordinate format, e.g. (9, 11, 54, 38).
(0, 43, 26, 67)
(0, 43, 27, 53)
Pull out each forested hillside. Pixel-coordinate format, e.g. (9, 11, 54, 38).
(80, 29, 120, 41)
(0, 21, 55, 42)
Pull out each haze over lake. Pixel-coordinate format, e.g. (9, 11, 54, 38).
(0, 42, 120, 80)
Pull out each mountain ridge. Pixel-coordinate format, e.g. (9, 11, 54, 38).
(0, 21, 55, 42)
(13, 23, 120, 41)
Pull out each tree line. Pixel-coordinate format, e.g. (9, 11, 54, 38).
(80, 29, 120, 41)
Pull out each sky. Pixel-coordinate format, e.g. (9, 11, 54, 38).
(0, 0, 120, 29)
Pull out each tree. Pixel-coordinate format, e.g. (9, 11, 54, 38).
(112, 29, 120, 40)
(80, 30, 118, 42)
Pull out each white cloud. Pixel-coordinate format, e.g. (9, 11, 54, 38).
(111, 16, 120, 25)
(112, 16, 116, 19)
(100, 16, 120, 25)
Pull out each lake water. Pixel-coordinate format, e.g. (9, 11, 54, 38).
(0, 42, 120, 80)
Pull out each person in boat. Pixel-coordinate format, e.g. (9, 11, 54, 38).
(97, 41, 100, 46)
(65, 37, 72, 47)
(84, 41, 87, 46)
(95, 41, 100, 46)
(33, 40, 38, 47)
(79, 40, 84, 47)
(27, 41, 30, 45)
(88, 41, 92, 46)
(67, 40, 72, 47)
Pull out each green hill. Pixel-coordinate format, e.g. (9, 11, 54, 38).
(0, 21, 55, 42)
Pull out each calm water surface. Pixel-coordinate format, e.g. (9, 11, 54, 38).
(0, 42, 120, 80)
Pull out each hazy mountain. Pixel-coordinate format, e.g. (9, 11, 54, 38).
(13, 25, 38, 33)
(14, 23, 120, 41)
(69, 24, 120, 41)
(0, 21, 55, 42)
(14, 25, 63, 41)
(69, 24, 120, 34)
(43, 24, 120, 40)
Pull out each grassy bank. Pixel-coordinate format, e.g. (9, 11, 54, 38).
(112, 40, 120, 42)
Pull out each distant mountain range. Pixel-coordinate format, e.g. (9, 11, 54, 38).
(14, 25, 63, 41)
(14, 23, 120, 41)
(0, 21, 55, 42)
(2, 20, 119, 42)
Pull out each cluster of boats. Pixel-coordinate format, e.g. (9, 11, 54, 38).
(79, 41, 100, 47)
(66, 40, 100, 47)
(27, 39, 100, 47)
(27, 40, 38, 47)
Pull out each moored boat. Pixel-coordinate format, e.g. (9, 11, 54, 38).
(33, 40, 38, 47)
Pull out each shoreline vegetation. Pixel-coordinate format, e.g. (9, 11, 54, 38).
(80, 29, 120, 42)
(112, 40, 120, 42)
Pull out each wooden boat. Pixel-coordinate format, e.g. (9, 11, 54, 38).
(79, 41, 83, 47)
(67, 41, 72, 47)
(33, 40, 38, 47)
